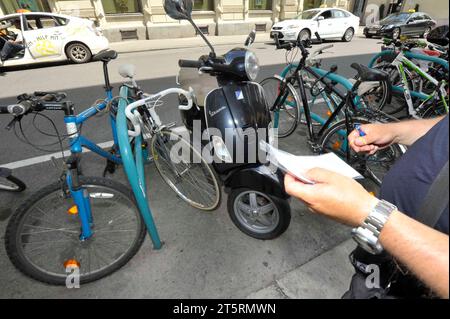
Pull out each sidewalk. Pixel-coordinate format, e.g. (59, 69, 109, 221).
(247, 239, 355, 299)
(109, 33, 272, 54)
(109, 26, 366, 54)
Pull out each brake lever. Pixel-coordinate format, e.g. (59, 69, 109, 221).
(5, 116, 20, 131)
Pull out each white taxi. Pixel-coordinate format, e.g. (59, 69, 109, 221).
(0, 12, 109, 68)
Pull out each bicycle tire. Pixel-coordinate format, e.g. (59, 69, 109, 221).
(5, 176, 146, 285)
(319, 117, 404, 186)
(260, 76, 300, 138)
(150, 129, 221, 211)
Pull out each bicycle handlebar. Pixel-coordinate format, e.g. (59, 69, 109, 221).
(125, 88, 194, 137)
(0, 101, 32, 116)
(0, 92, 69, 118)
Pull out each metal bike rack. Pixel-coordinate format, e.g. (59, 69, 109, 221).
(116, 85, 162, 250)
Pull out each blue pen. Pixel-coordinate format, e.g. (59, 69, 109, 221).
(355, 124, 366, 137)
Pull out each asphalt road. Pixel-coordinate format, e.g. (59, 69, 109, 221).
(0, 40, 378, 298)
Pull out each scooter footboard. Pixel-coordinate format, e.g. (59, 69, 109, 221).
(223, 165, 289, 199)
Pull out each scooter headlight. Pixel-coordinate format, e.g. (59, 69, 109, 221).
(245, 50, 260, 81)
(212, 136, 233, 163)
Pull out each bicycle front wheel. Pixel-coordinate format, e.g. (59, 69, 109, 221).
(260, 76, 300, 138)
(320, 118, 404, 186)
(5, 176, 146, 285)
(150, 129, 221, 211)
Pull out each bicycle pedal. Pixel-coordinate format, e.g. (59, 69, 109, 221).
(308, 141, 322, 153)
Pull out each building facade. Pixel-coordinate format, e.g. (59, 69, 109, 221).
(1, 0, 357, 41)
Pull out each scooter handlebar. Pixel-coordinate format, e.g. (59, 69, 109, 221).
(178, 59, 203, 68)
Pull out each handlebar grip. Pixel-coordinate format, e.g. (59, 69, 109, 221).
(0, 101, 32, 115)
(178, 59, 202, 68)
(0, 106, 9, 114)
(12, 101, 32, 115)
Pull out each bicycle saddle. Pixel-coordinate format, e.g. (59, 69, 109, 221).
(94, 50, 118, 62)
(351, 63, 388, 82)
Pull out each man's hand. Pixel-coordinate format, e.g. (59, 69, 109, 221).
(348, 123, 397, 155)
(284, 168, 379, 227)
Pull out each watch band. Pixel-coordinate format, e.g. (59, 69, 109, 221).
(352, 199, 397, 255)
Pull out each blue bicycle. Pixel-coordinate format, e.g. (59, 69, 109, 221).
(0, 50, 163, 284)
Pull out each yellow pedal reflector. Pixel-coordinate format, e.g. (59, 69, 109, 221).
(369, 192, 375, 196)
(67, 205, 79, 215)
(64, 259, 80, 269)
(327, 110, 332, 117)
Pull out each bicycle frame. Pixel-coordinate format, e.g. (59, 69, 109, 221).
(278, 63, 366, 127)
(388, 51, 448, 117)
(369, 50, 449, 116)
(273, 57, 360, 149)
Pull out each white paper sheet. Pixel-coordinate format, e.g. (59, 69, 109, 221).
(260, 141, 363, 184)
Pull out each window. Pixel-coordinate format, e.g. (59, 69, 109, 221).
(319, 10, 333, 20)
(101, 0, 142, 14)
(1, 0, 50, 14)
(192, 0, 214, 11)
(332, 10, 348, 18)
(296, 10, 321, 20)
(249, 0, 272, 10)
(24, 15, 64, 30)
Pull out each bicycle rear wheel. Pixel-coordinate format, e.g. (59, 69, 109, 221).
(260, 76, 300, 138)
(320, 118, 404, 186)
(150, 129, 221, 211)
(5, 176, 146, 285)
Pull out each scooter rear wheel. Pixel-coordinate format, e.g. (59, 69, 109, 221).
(228, 188, 291, 240)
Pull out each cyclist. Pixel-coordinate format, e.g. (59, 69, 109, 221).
(285, 115, 449, 299)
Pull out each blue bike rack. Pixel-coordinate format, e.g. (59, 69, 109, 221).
(116, 85, 162, 250)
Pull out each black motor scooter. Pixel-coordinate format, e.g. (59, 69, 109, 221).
(164, 0, 290, 239)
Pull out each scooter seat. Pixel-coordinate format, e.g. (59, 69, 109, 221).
(351, 63, 388, 82)
(94, 50, 118, 62)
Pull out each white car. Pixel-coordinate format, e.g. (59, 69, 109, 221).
(270, 8, 360, 43)
(0, 12, 109, 68)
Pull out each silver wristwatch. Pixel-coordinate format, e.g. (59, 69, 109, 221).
(351, 199, 397, 255)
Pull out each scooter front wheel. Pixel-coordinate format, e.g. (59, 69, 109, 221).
(228, 188, 291, 240)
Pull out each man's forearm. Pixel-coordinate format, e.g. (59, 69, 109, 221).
(379, 210, 449, 298)
(391, 117, 444, 146)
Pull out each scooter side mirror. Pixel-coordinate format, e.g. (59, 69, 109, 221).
(118, 64, 136, 79)
(163, 0, 193, 21)
(245, 30, 256, 47)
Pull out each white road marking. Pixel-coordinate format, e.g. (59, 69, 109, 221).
(1, 126, 190, 170)
(1, 141, 114, 170)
